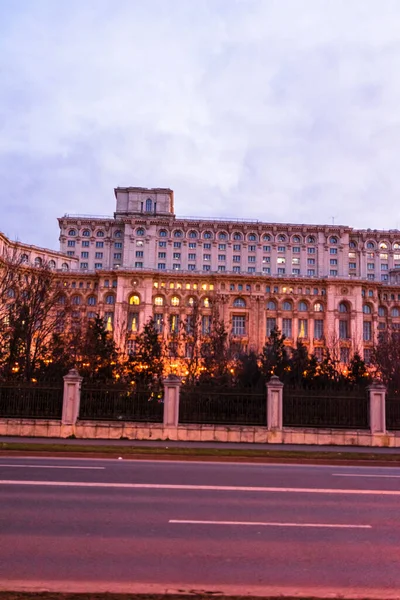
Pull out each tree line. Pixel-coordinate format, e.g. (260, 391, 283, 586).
(0, 254, 399, 391)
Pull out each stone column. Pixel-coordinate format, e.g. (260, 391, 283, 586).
(163, 374, 182, 427)
(266, 375, 284, 431)
(62, 368, 83, 425)
(368, 381, 387, 434)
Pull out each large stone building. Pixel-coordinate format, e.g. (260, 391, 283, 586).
(4, 186, 400, 363)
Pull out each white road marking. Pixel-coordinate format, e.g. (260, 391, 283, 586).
(0, 465, 104, 470)
(169, 519, 372, 529)
(1, 480, 400, 495)
(333, 473, 400, 479)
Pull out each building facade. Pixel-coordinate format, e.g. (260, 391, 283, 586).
(3, 186, 400, 364)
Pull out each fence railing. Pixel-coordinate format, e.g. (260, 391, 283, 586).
(0, 383, 63, 419)
(283, 386, 370, 429)
(386, 394, 400, 431)
(79, 385, 164, 423)
(179, 386, 266, 426)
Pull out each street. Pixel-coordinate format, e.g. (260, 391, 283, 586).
(1, 457, 400, 597)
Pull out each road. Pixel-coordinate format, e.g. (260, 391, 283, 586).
(1, 457, 400, 598)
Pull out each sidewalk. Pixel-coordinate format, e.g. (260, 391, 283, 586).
(1, 436, 399, 453)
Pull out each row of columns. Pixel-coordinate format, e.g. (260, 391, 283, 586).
(62, 369, 387, 434)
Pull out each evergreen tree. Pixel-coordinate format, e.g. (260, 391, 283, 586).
(289, 340, 316, 387)
(260, 328, 290, 381)
(348, 352, 370, 386)
(77, 315, 120, 382)
(127, 317, 165, 389)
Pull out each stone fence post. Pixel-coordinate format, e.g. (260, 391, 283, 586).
(266, 375, 284, 431)
(163, 374, 182, 427)
(368, 381, 387, 434)
(62, 368, 83, 425)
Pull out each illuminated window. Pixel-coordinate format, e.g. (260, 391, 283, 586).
(130, 295, 140, 305)
(154, 296, 164, 306)
(314, 302, 324, 312)
(171, 296, 180, 306)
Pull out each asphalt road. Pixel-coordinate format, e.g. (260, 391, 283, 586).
(1, 457, 400, 598)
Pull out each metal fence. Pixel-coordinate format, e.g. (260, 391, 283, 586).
(283, 386, 369, 429)
(0, 383, 63, 419)
(386, 394, 400, 430)
(79, 385, 164, 423)
(179, 386, 266, 426)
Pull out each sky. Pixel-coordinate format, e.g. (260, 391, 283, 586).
(1, 0, 400, 249)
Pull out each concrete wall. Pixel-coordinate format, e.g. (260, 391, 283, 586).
(1, 418, 399, 447)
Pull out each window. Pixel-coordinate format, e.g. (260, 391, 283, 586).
(282, 318, 292, 338)
(367, 241, 375, 249)
(233, 244, 241, 251)
(349, 263, 356, 269)
(364, 348, 372, 364)
(329, 236, 338, 244)
(188, 253, 196, 261)
(171, 296, 180, 306)
(188, 264, 196, 271)
(67, 240, 75, 247)
(82, 240, 89, 247)
(308, 247, 316, 254)
(173, 264, 181, 270)
(203, 265, 211, 271)
(263, 256, 271, 264)
(145, 198, 152, 212)
(262, 267, 271, 273)
(314, 319, 324, 339)
(135, 251, 143, 259)
(128, 312, 139, 332)
(189, 242, 196, 249)
(363, 321, 372, 341)
(278, 234, 286, 242)
(329, 270, 338, 276)
(114, 253, 122, 260)
(173, 242, 181, 249)
(95, 252, 103, 259)
(173, 253, 181, 260)
(233, 232, 242, 240)
(391, 307, 400, 317)
(278, 246, 286, 253)
(219, 232, 227, 240)
(298, 319, 308, 338)
(282, 301, 292, 311)
(67, 251, 75, 257)
(338, 302, 348, 313)
(158, 263, 166, 270)
(129, 295, 140, 305)
(154, 314, 163, 333)
(105, 294, 115, 305)
(233, 266, 241, 273)
(233, 297, 246, 308)
(277, 268, 285, 274)
(263, 245, 271, 252)
(363, 304, 372, 314)
(292, 246, 300, 253)
(307, 269, 315, 276)
(248, 256, 256, 263)
(380, 242, 388, 249)
(298, 301, 308, 311)
(203, 297, 211, 308)
(82, 229, 90, 237)
(381, 263, 389, 270)
(61, 263, 69, 271)
(330, 259, 338, 265)
(203, 254, 211, 261)
(114, 230, 122, 238)
(68, 229, 76, 236)
(263, 234, 271, 241)
(87, 296, 96, 306)
(277, 257, 286, 264)
(232, 315, 246, 336)
(339, 320, 349, 339)
(158, 252, 166, 259)
(307, 235, 316, 243)
(378, 306, 386, 317)
(136, 240, 144, 247)
(154, 296, 164, 306)
(96, 241, 104, 248)
(188, 230, 198, 238)
(135, 262, 143, 268)
(81, 252, 89, 258)
(218, 244, 226, 250)
(248, 233, 257, 241)
(307, 258, 315, 265)
(203, 231, 212, 239)
(218, 254, 226, 261)
(202, 315, 211, 335)
(266, 318, 276, 336)
(96, 230, 104, 237)
(292, 235, 301, 243)
(71, 295, 81, 305)
(159, 229, 168, 237)
(340, 347, 350, 364)
(233, 255, 241, 262)
(136, 228, 145, 236)
(314, 302, 323, 312)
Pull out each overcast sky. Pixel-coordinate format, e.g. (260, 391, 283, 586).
(1, 0, 400, 249)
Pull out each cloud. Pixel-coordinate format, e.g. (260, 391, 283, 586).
(1, 0, 400, 247)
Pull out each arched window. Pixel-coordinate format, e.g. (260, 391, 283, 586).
(136, 227, 145, 236)
(7, 288, 15, 298)
(82, 229, 90, 237)
(307, 235, 316, 243)
(293, 235, 301, 243)
(379, 242, 388, 250)
(87, 296, 97, 306)
(71, 295, 81, 306)
(187, 296, 196, 307)
(349, 240, 357, 248)
(96, 230, 104, 237)
(314, 302, 324, 312)
(233, 297, 246, 308)
(263, 234, 271, 241)
(188, 230, 198, 238)
(145, 198, 152, 212)
(329, 236, 338, 244)
(233, 232, 242, 240)
(48, 260, 56, 269)
(248, 233, 257, 241)
(114, 230, 122, 238)
(171, 296, 180, 306)
(218, 232, 227, 240)
(278, 234, 286, 242)
(58, 295, 66, 305)
(366, 241, 375, 249)
(267, 300, 276, 310)
(174, 230, 183, 238)
(68, 229, 76, 236)
(129, 295, 140, 305)
(282, 300, 292, 311)
(154, 296, 164, 306)
(203, 231, 212, 239)
(105, 294, 115, 305)
(61, 263, 69, 271)
(159, 229, 168, 237)
(394, 242, 400, 250)
(203, 297, 211, 308)
(20, 254, 28, 263)
(391, 307, 400, 317)
(378, 306, 386, 317)
(34, 257, 42, 267)
(338, 302, 348, 313)
(363, 304, 372, 314)
(298, 301, 308, 312)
